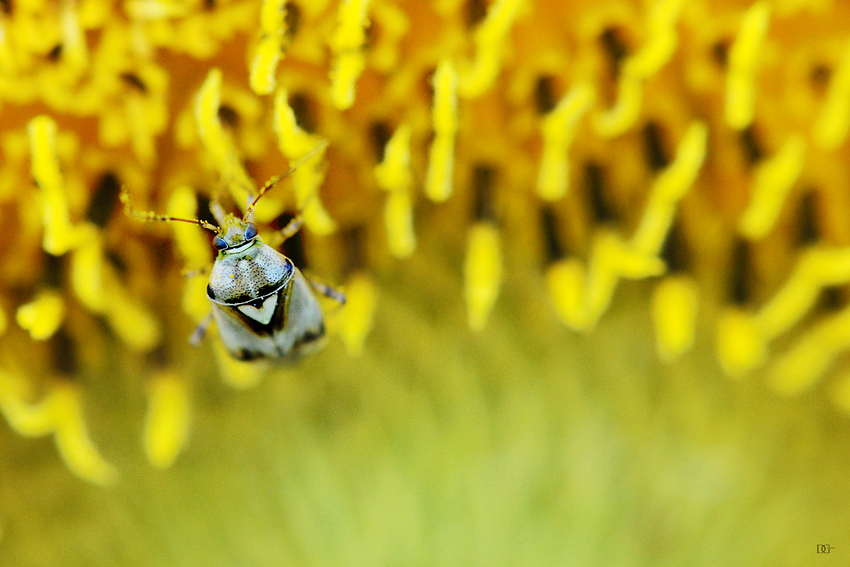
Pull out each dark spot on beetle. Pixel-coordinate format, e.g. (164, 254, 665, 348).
(206, 284, 216, 300)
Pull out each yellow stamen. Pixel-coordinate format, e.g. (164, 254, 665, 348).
(143, 372, 191, 469)
(716, 245, 850, 377)
(16, 291, 65, 341)
(335, 273, 378, 357)
(536, 82, 595, 201)
(167, 185, 212, 270)
(651, 275, 699, 362)
(738, 134, 807, 240)
(725, 1, 771, 130)
(70, 237, 107, 314)
(631, 121, 708, 256)
(813, 40, 850, 151)
(594, 0, 684, 138)
(546, 259, 588, 330)
(464, 222, 503, 331)
(425, 59, 458, 202)
(329, 0, 371, 109)
(374, 124, 413, 193)
(273, 87, 336, 233)
(384, 190, 417, 259)
(61, 2, 88, 72)
(27, 115, 90, 255)
(195, 69, 254, 210)
(102, 266, 162, 352)
(0, 376, 116, 486)
(552, 122, 705, 331)
(370, 1, 409, 72)
(716, 308, 767, 378)
(374, 124, 416, 257)
(458, 0, 525, 98)
(182, 273, 211, 324)
(249, 0, 287, 95)
(756, 246, 850, 340)
(767, 306, 850, 396)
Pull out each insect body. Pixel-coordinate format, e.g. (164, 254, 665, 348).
(205, 213, 326, 360)
(121, 144, 344, 361)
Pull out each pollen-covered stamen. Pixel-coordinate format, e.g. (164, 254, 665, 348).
(725, 1, 771, 130)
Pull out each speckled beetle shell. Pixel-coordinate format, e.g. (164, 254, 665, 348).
(206, 236, 326, 361)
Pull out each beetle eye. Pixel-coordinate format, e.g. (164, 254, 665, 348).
(244, 223, 258, 240)
(212, 235, 228, 250)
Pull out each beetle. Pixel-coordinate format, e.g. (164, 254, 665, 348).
(121, 143, 345, 361)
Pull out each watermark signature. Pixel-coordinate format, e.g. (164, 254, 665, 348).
(817, 544, 835, 554)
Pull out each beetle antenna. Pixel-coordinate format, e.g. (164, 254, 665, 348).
(243, 139, 330, 222)
(120, 188, 220, 233)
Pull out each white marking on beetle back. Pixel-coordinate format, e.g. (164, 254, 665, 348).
(237, 294, 278, 325)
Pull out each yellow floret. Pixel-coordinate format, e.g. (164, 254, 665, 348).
(537, 83, 595, 201)
(335, 273, 378, 357)
(195, 69, 254, 210)
(458, 0, 525, 98)
(143, 372, 192, 469)
(28, 115, 89, 256)
(425, 59, 458, 202)
(70, 237, 107, 313)
(813, 39, 850, 151)
(738, 134, 806, 240)
(374, 124, 413, 193)
(329, 0, 371, 109)
(716, 308, 767, 378)
(631, 121, 708, 256)
(768, 306, 850, 396)
(464, 222, 503, 331)
(16, 291, 65, 341)
(0, 377, 117, 485)
(651, 275, 699, 362)
(168, 185, 212, 270)
(102, 266, 162, 352)
(725, 1, 771, 130)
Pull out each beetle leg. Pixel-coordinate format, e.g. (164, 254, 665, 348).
(307, 278, 346, 304)
(180, 266, 210, 278)
(189, 312, 214, 346)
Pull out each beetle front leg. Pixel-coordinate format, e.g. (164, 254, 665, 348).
(189, 312, 214, 346)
